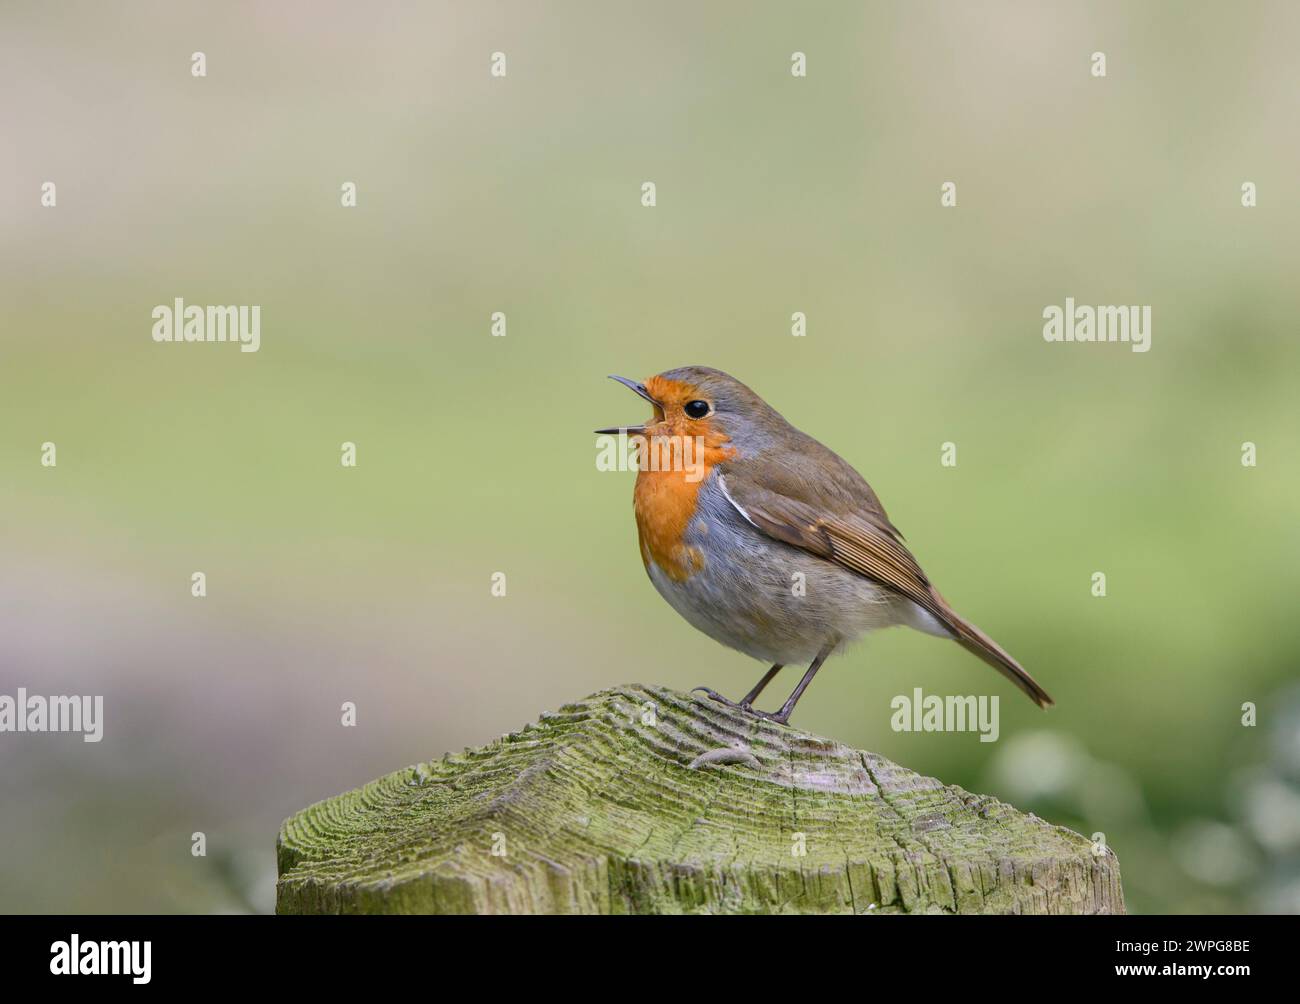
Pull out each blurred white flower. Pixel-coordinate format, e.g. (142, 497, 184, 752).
(1240, 773, 1300, 854)
(985, 731, 1090, 802)
(1171, 819, 1258, 886)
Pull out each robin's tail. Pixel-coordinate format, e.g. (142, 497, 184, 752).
(930, 591, 1054, 708)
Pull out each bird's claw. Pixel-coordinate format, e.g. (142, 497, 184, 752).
(691, 687, 796, 724)
(691, 687, 752, 712)
(745, 708, 792, 726)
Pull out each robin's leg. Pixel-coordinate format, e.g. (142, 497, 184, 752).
(750, 642, 836, 726)
(693, 664, 782, 711)
(740, 665, 783, 706)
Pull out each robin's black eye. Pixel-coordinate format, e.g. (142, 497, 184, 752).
(684, 400, 710, 419)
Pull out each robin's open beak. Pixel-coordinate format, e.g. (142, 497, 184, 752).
(595, 375, 659, 435)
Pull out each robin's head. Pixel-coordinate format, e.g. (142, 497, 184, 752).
(596, 366, 784, 458)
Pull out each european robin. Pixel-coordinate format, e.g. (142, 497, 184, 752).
(598, 366, 1053, 725)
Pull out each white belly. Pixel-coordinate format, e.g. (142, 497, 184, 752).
(644, 515, 912, 666)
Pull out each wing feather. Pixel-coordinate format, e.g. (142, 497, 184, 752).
(719, 469, 1054, 708)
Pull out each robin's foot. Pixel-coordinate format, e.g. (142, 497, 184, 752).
(745, 707, 793, 726)
(691, 687, 753, 712)
(692, 687, 796, 725)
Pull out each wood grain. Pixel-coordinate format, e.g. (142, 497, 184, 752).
(276, 685, 1124, 914)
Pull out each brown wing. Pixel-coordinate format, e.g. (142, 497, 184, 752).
(719, 467, 1054, 709)
(719, 474, 939, 620)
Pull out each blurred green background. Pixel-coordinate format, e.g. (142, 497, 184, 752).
(2, 0, 1298, 913)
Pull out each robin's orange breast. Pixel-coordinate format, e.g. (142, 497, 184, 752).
(629, 377, 737, 582)
(631, 442, 735, 582)
(633, 467, 706, 582)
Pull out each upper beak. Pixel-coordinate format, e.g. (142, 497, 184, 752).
(595, 375, 658, 435)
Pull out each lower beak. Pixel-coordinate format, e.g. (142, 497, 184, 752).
(595, 375, 658, 435)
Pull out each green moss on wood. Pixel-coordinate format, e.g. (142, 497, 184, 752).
(276, 685, 1124, 914)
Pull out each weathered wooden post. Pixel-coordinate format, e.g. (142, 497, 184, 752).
(276, 685, 1124, 914)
